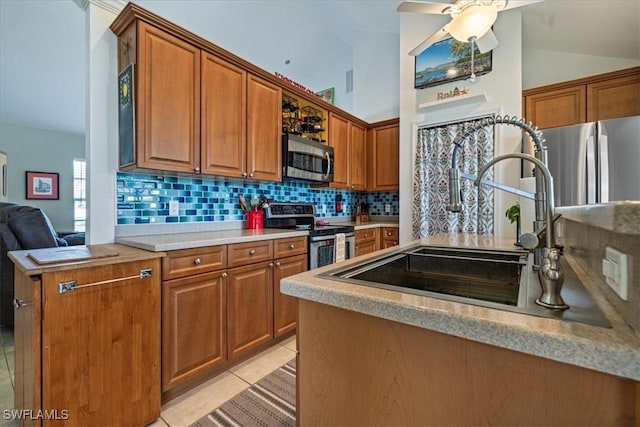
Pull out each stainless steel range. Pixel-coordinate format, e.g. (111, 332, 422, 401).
(264, 202, 355, 269)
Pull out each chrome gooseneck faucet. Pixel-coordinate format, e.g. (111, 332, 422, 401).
(446, 115, 568, 310)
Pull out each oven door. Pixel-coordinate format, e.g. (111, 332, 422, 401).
(309, 234, 354, 269)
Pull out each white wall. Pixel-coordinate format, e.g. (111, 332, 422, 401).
(0, 122, 85, 231)
(523, 49, 640, 89)
(399, 11, 524, 244)
(136, 0, 355, 113)
(352, 30, 400, 122)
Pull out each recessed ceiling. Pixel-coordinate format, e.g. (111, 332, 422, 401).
(0, 0, 638, 137)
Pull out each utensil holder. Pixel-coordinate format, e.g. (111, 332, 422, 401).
(246, 210, 263, 229)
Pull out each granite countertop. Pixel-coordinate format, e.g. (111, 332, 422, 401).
(115, 219, 400, 252)
(280, 233, 640, 381)
(557, 201, 640, 234)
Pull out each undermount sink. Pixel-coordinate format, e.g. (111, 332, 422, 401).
(319, 245, 610, 328)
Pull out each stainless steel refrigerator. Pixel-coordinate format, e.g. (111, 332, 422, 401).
(523, 115, 640, 207)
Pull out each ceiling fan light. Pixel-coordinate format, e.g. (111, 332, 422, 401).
(448, 5, 498, 42)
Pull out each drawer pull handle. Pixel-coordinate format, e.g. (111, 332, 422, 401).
(289, 244, 295, 249)
(194, 258, 202, 265)
(58, 269, 153, 294)
(249, 249, 256, 255)
(13, 299, 31, 310)
(221, 272, 228, 278)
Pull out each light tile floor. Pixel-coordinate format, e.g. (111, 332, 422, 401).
(0, 325, 296, 427)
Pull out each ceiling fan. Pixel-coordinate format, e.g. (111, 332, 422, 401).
(398, 0, 543, 56)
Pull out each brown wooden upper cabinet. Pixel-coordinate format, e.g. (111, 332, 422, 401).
(113, 19, 281, 181)
(523, 67, 640, 130)
(328, 112, 366, 191)
(367, 119, 399, 191)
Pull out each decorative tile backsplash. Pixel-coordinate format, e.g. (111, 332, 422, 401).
(116, 172, 399, 225)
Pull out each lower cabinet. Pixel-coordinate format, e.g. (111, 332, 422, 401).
(355, 228, 378, 257)
(161, 270, 227, 392)
(381, 227, 399, 249)
(273, 254, 307, 337)
(227, 261, 274, 360)
(160, 236, 307, 400)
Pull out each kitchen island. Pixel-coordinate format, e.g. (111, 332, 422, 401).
(281, 233, 639, 426)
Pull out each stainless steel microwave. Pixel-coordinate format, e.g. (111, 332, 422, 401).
(282, 134, 334, 183)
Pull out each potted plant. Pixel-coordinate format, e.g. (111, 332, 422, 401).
(505, 202, 522, 247)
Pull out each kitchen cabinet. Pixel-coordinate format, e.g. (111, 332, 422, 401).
(328, 113, 367, 190)
(113, 17, 281, 181)
(523, 66, 640, 129)
(355, 228, 378, 257)
(161, 246, 227, 395)
(381, 227, 399, 249)
(118, 20, 201, 173)
(11, 245, 162, 427)
(273, 236, 307, 337)
(367, 119, 399, 191)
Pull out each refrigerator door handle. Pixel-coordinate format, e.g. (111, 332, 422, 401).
(586, 134, 597, 204)
(598, 123, 609, 203)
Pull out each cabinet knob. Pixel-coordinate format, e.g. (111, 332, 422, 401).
(249, 173, 254, 178)
(387, 232, 392, 236)
(194, 258, 202, 265)
(194, 167, 201, 172)
(364, 233, 368, 238)
(221, 272, 228, 278)
(242, 172, 248, 177)
(289, 244, 295, 249)
(249, 249, 256, 255)
(275, 261, 281, 267)
(269, 262, 274, 267)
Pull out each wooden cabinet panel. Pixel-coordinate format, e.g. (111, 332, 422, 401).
(41, 260, 161, 426)
(136, 21, 200, 172)
(200, 52, 246, 177)
(274, 236, 307, 259)
(355, 228, 377, 244)
(247, 74, 282, 181)
(162, 271, 227, 391)
(329, 113, 350, 188)
(162, 245, 226, 280)
(228, 261, 273, 359)
(228, 240, 273, 267)
(273, 254, 306, 337)
(13, 274, 41, 427)
(587, 74, 640, 121)
(368, 121, 399, 191)
(524, 86, 586, 129)
(350, 123, 367, 191)
(355, 240, 377, 257)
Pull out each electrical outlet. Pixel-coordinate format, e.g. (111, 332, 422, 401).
(384, 204, 391, 213)
(169, 200, 179, 216)
(602, 246, 628, 300)
(321, 204, 327, 214)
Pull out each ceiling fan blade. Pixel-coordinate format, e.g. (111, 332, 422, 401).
(408, 25, 450, 56)
(476, 29, 498, 53)
(498, 0, 544, 12)
(397, 1, 452, 14)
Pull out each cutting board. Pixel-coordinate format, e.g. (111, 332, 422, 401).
(27, 245, 119, 265)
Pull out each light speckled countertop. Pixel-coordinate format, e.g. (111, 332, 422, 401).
(557, 201, 640, 234)
(115, 219, 399, 251)
(281, 233, 640, 381)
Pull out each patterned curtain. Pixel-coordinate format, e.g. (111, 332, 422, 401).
(412, 118, 494, 239)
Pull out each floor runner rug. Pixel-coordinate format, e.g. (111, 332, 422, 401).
(191, 359, 296, 427)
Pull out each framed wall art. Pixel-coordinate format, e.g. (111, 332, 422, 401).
(316, 87, 335, 104)
(415, 37, 492, 89)
(26, 171, 59, 200)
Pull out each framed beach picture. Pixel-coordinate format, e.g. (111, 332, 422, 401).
(414, 37, 492, 89)
(26, 171, 59, 200)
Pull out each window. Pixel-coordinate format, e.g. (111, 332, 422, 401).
(73, 159, 86, 232)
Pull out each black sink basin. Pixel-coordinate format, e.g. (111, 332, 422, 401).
(319, 245, 610, 328)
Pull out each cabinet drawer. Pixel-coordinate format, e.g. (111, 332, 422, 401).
(355, 228, 377, 244)
(228, 240, 273, 267)
(162, 246, 227, 280)
(355, 240, 377, 257)
(274, 236, 307, 259)
(382, 227, 398, 240)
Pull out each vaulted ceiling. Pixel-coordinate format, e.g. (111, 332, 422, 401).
(0, 0, 638, 136)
